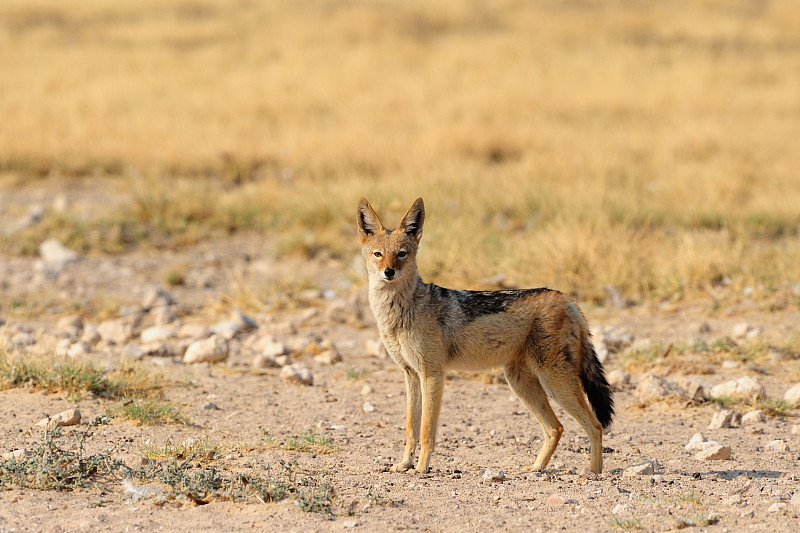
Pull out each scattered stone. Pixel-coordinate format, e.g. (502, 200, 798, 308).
(252, 354, 280, 368)
(594, 340, 609, 364)
(768, 502, 788, 514)
(709, 376, 766, 402)
(210, 320, 241, 340)
(783, 383, 800, 408)
(482, 469, 506, 483)
(122, 343, 146, 360)
(546, 493, 567, 507)
(10, 332, 35, 348)
(686, 433, 713, 451)
(725, 494, 743, 505)
(741, 410, 766, 425)
(57, 315, 84, 338)
(230, 308, 258, 331)
(676, 377, 707, 402)
(178, 323, 211, 339)
(202, 402, 218, 411)
(36, 408, 81, 428)
(280, 363, 313, 386)
(183, 335, 229, 364)
(314, 350, 342, 365)
(140, 326, 176, 344)
(365, 339, 388, 359)
(98, 319, 134, 345)
(766, 440, 790, 452)
(38, 238, 80, 274)
(152, 305, 178, 326)
(635, 374, 685, 402)
(68, 341, 92, 358)
(2, 449, 34, 461)
(607, 370, 630, 389)
(263, 341, 289, 358)
(790, 493, 800, 507)
(81, 325, 102, 346)
(361, 384, 374, 395)
(141, 288, 175, 311)
(731, 322, 749, 339)
(612, 503, 635, 515)
(598, 326, 633, 352)
(622, 460, 658, 477)
(362, 402, 376, 413)
(695, 444, 731, 461)
(577, 465, 596, 479)
(709, 410, 735, 429)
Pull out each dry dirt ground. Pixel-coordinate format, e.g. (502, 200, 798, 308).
(2, 210, 800, 532)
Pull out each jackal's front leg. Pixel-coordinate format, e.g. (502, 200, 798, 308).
(415, 370, 444, 474)
(390, 369, 421, 472)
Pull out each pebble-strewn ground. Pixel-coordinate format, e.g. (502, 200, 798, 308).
(2, 234, 800, 532)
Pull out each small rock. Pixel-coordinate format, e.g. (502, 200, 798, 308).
(612, 503, 635, 515)
(362, 402, 376, 413)
(594, 340, 609, 364)
(783, 383, 800, 408)
(731, 322, 749, 339)
(140, 326, 176, 344)
(725, 494, 743, 505)
(790, 492, 800, 507)
(766, 440, 790, 452)
(183, 335, 229, 364)
(98, 319, 134, 345)
(314, 350, 342, 365)
(482, 469, 506, 482)
(710, 376, 766, 402)
(230, 308, 258, 331)
(686, 433, 711, 451)
(607, 370, 630, 389)
(741, 410, 766, 425)
(38, 238, 80, 274)
(81, 325, 102, 346)
(695, 444, 731, 461)
(152, 305, 178, 326)
(11, 332, 35, 347)
(546, 493, 567, 506)
(263, 341, 289, 358)
(577, 465, 596, 479)
(768, 502, 788, 514)
(252, 354, 279, 368)
(179, 323, 211, 339)
(141, 288, 175, 311)
(676, 378, 707, 402)
(635, 374, 685, 402)
(57, 315, 84, 338)
(122, 343, 146, 360)
(67, 342, 92, 358)
(361, 384, 374, 395)
(709, 410, 735, 429)
(201, 402, 218, 411)
(36, 408, 81, 428)
(210, 320, 241, 340)
(365, 339, 388, 359)
(2, 449, 34, 461)
(622, 460, 658, 477)
(280, 363, 313, 386)
(599, 326, 634, 352)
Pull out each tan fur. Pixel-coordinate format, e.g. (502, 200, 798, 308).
(357, 197, 612, 474)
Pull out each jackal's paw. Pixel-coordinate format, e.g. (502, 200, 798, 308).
(521, 464, 545, 473)
(388, 460, 413, 473)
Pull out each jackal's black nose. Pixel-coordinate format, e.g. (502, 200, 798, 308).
(384, 268, 395, 279)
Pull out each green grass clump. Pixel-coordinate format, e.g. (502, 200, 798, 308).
(266, 429, 337, 455)
(142, 438, 220, 461)
(608, 516, 643, 530)
(0, 416, 124, 491)
(108, 397, 185, 425)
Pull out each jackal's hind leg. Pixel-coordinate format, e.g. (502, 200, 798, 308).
(504, 363, 563, 472)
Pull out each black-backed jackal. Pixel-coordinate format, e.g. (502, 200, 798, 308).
(357, 197, 614, 474)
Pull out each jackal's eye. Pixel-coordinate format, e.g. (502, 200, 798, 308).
(373, 251, 382, 258)
(397, 250, 407, 259)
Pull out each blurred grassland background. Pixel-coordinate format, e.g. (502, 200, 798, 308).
(1, 0, 800, 304)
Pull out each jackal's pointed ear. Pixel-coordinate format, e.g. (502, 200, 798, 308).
(357, 198, 384, 244)
(398, 197, 425, 242)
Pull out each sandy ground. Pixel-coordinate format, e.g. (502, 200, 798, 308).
(2, 226, 800, 532)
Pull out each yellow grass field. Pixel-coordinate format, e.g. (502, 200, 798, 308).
(2, 0, 800, 303)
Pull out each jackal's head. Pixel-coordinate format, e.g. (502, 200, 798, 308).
(357, 197, 424, 284)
